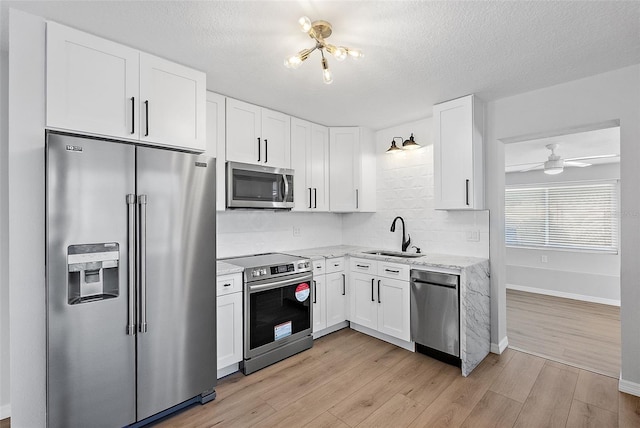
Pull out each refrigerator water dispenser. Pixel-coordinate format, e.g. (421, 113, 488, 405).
(67, 243, 120, 304)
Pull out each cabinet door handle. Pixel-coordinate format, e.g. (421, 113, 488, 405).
(378, 280, 381, 303)
(144, 100, 149, 137)
(313, 280, 317, 304)
(465, 179, 470, 206)
(314, 188, 317, 208)
(385, 269, 400, 274)
(257, 138, 261, 162)
(264, 139, 268, 163)
(371, 278, 374, 302)
(356, 189, 359, 209)
(308, 188, 312, 209)
(130, 97, 135, 135)
(342, 274, 346, 296)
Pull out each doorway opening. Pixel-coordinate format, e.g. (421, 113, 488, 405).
(503, 124, 621, 377)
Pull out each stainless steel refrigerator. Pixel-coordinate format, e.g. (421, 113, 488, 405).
(46, 132, 217, 427)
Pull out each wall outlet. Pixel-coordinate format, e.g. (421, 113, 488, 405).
(293, 226, 301, 237)
(540, 255, 548, 263)
(466, 230, 480, 242)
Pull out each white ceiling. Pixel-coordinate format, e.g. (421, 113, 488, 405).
(1, 1, 639, 130)
(504, 126, 620, 173)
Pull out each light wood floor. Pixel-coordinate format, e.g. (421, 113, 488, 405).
(507, 289, 621, 378)
(155, 328, 640, 428)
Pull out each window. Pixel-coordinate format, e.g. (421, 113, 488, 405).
(505, 181, 619, 253)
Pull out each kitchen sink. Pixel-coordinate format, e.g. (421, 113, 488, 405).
(362, 250, 424, 258)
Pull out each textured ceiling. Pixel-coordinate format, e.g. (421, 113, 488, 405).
(1, 1, 639, 130)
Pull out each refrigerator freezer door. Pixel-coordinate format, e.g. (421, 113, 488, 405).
(136, 147, 217, 420)
(46, 133, 136, 427)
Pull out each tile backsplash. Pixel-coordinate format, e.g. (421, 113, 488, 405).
(343, 117, 489, 258)
(217, 211, 343, 258)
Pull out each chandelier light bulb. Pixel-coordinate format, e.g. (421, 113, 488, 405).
(284, 55, 303, 69)
(321, 58, 333, 84)
(347, 48, 364, 60)
(298, 16, 312, 33)
(327, 44, 347, 61)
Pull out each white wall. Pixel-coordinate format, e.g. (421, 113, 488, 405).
(8, 10, 47, 426)
(343, 118, 490, 258)
(0, 49, 10, 419)
(505, 163, 620, 305)
(486, 65, 640, 391)
(217, 211, 342, 258)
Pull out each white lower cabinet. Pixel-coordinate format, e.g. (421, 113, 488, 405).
(216, 273, 243, 378)
(349, 258, 410, 342)
(312, 257, 347, 338)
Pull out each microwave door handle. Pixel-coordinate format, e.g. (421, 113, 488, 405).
(282, 174, 290, 201)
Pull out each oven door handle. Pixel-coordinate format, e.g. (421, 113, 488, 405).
(248, 274, 313, 293)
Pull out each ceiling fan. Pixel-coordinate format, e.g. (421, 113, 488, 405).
(517, 143, 616, 175)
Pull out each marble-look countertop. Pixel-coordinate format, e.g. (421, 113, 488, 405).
(286, 245, 488, 271)
(217, 261, 244, 276)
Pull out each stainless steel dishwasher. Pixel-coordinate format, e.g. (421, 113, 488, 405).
(410, 269, 460, 366)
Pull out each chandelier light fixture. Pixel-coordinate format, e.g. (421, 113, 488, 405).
(284, 16, 363, 84)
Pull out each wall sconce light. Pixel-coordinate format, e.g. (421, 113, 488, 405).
(386, 133, 420, 154)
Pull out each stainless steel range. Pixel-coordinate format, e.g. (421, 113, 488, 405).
(225, 253, 313, 375)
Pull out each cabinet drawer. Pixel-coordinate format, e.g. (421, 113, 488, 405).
(350, 257, 377, 273)
(217, 273, 242, 296)
(313, 259, 326, 275)
(378, 262, 410, 281)
(325, 257, 344, 274)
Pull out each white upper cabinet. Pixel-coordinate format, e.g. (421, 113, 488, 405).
(291, 118, 329, 212)
(262, 108, 291, 169)
(139, 53, 206, 151)
(329, 127, 376, 212)
(433, 94, 484, 210)
(46, 22, 139, 140)
(205, 91, 226, 211)
(46, 22, 206, 152)
(226, 98, 291, 169)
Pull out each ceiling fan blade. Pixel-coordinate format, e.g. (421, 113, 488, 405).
(565, 154, 619, 162)
(518, 163, 545, 172)
(564, 161, 591, 167)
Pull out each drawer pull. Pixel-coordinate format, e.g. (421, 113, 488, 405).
(356, 264, 370, 269)
(223, 283, 231, 287)
(385, 269, 400, 274)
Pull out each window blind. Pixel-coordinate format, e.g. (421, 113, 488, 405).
(505, 182, 618, 253)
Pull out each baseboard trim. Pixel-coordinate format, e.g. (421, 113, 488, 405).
(0, 403, 10, 420)
(313, 321, 349, 339)
(217, 363, 239, 379)
(491, 336, 509, 354)
(350, 323, 415, 352)
(619, 378, 640, 397)
(507, 284, 620, 307)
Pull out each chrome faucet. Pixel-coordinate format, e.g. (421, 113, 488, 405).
(390, 216, 411, 252)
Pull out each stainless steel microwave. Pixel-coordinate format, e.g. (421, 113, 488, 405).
(226, 161, 294, 209)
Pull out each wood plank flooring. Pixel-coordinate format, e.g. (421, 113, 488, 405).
(154, 328, 640, 428)
(506, 289, 621, 378)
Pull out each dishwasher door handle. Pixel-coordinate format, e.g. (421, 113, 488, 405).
(411, 278, 458, 289)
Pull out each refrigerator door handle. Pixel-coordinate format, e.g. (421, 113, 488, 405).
(138, 194, 148, 333)
(126, 194, 137, 335)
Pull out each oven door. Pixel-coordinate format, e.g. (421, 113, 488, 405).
(245, 273, 312, 359)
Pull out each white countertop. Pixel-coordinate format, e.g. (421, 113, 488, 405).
(285, 245, 488, 271)
(216, 261, 244, 276)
